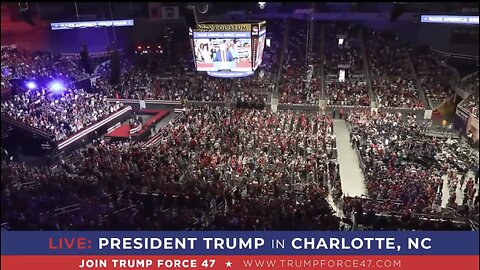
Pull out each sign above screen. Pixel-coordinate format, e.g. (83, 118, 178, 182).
(193, 32, 251, 38)
(420, 15, 479, 25)
(51, 19, 134, 30)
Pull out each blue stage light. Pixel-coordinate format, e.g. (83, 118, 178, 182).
(26, 81, 37, 90)
(49, 81, 65, 93)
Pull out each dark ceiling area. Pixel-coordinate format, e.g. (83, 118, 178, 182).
(15, 2, 480, 22)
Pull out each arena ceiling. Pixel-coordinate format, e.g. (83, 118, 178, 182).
(8, 2, 479, 22)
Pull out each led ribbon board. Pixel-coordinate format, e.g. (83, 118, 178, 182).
(51, 19, 134, 30)
(420, 15, 479, 25)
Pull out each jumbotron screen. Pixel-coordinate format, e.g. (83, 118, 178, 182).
(189, 21, 266, 77)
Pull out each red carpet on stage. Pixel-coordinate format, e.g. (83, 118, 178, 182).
(106, 110, 169, 139)
(107, 124, 132, 137)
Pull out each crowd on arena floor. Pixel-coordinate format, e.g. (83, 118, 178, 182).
(1, 108, 343, 230)
(347, 110, 479, 221)
(2, 16, 480, 233)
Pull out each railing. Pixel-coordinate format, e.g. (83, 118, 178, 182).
(58, 106, 131, 150)
(461, 71, 479, 84)
(60, 49, 124, 60)
(348, 208, 475, 230)
(432, 49, 479, 61)
(471, 220, 479, 231)
(100, 205, 136, 219)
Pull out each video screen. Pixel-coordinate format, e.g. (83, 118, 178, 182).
(254, 30, 266, 70)
(193, 37, 253, 72)
(189, 22, 266, 77)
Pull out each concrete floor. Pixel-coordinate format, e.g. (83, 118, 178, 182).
(333, 119, 368, 198)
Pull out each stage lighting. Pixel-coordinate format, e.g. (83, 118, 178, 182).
(26, 81, 37, 90)
(258, 2, 266, 9)
(49, 81, 65, 93)
(2, 68, 10, 76)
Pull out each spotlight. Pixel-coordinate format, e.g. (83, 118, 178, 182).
(49, 81, 65, 93)
(258, 2, 266, 9)
(26, 81, 37, 90)
(2, 68, 10, 76)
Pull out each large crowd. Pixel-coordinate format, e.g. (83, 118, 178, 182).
(91, 20, 286, 104)
(1, 47, 123, 142)
(278, 19, 315, 104)
(347, 111, 478, 221)
(1, 88, 122, 141)
(324, 23, 369, 106)
(2, 21, 465, 110)
(411, 48, 455, 106)
(1, 47, 87, 84)
(1, 18, 478, 232)
(2, 108, 342, 230)
(364, 30, 423, 109)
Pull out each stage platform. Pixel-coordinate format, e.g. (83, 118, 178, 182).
(105, 110, 170, 139)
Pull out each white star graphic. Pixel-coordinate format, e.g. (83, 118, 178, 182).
(226, 261, 232, 268)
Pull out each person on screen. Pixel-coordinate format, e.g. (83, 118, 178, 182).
(228, 40, 240, 63)
(213, 43, 234, 62)
(200, 43, 213, 63)
(243, 42, 252, 63)
(195, 43, 204, 62)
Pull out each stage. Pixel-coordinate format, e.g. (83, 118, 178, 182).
(105, 110, 170, 140)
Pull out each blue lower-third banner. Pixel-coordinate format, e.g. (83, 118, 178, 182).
(1, 231, 479, 270)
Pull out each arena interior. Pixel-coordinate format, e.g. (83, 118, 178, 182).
(1, 2, 479, 231)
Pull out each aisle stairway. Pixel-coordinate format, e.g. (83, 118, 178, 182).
(358, 27, 375, 107)
(405, 48, 430, 109)
(271, 19, 290, 101)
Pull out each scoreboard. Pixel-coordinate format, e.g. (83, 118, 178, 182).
(189, 21, 266, 78)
